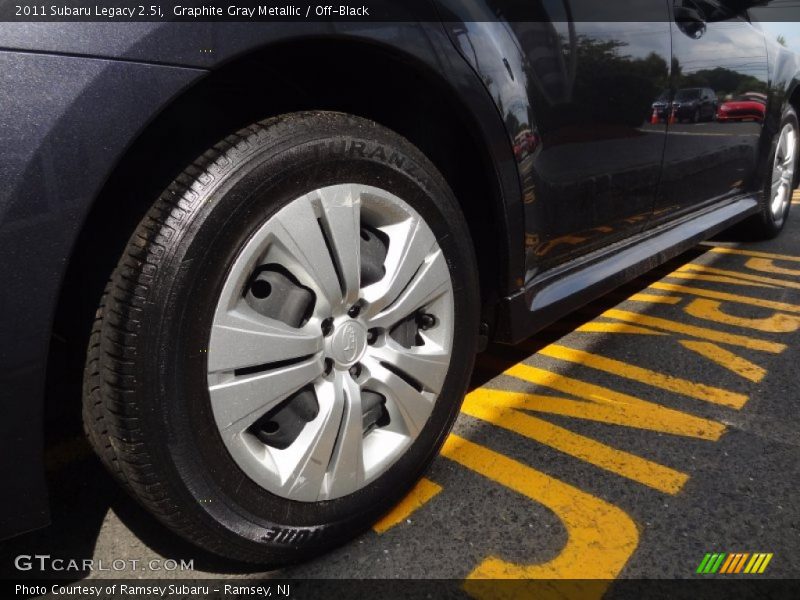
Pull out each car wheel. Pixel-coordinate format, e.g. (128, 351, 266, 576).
(81, 111, 479, 563)
(735, 106, 797, 240)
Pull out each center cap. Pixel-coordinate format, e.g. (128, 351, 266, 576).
(328, 320, 368, 367)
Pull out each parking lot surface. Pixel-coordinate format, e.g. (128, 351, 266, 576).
(4, 192, 800, 588)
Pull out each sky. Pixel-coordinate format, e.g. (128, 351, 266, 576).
(759, 22, 800, 52)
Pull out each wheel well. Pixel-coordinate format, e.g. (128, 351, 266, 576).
(789, 82, 800, 188)
(47, 38, 508, 423)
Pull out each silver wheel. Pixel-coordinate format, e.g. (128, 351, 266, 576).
(770, 122, 797, 224)
(207, 183, 455, 502)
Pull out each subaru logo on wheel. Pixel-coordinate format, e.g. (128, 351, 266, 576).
(341, 322, 359, 363)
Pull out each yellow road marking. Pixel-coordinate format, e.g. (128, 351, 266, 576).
(495, 364, 726, 440)
(461, 392, 688, 494)
(666, 271, 776, 288)
(440, 434, 639, 586)
(707, 246, 800, 263)
(745, 257, 800, 277)
(602, 308, 785, 353)
(627, 293, 683, 304)
(575, 322, 666, 335)
(372, 477, 442, 534)
(680, 263, 800, 290)
(679, 341, 766, 383)
(539, 344, 746, 408)
(650, 282, 800, 314)
(684, 298, 800, 333)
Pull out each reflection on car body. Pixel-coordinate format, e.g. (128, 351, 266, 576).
(717, 92, 767, 122)
(671, 87, 717, 123)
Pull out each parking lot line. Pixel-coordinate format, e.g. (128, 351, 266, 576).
(679, 263, 800, 289)
(683, 298, 800, 333)
(745, 257, 800, 276)
(601, 308, 786, 353)
(679, 340, 767, 382)
(538, 344, 747, 408)
(461, 392, 689, 494)
(627, 293, 683, 304)
(665, 270, 777, 288)
(492, 364, 726, 439)
(707, 246, 800, 262)
(650, 281, 800, 313)
(440, 435, 639, 582)
(574, 322, 666, 335)
(372, 477, 443, 534)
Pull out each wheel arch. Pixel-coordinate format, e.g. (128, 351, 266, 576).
(787, 79, 800, 188)
(48, 33, 522, 430)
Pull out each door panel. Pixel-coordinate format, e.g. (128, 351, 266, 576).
(437, 1, 672, 280)
(653, 0, 769, 223)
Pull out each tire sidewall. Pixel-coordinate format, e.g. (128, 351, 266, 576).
(130, 114, 479, 558)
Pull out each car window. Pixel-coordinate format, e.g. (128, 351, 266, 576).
(675, 89, 701, 100)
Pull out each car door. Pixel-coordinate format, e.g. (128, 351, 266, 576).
(436, 0, 672, 279)
(652, 0, 770, 224)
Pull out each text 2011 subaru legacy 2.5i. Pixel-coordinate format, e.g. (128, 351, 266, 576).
(1, 0, 798, 563)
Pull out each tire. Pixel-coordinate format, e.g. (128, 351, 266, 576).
(82, 111, 480, 563)
(734, 106, 798, 240)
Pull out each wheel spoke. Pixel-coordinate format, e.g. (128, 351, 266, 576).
(786, 129, 796, 164)
(772, 175, 783, 196)
(368, 337, 450, 394)
(210, 355, 323, 433)
(269, 194, 343, 310)
(362, 216, 436, 317)
(320, 373, 365, 499)
(279, 371, 362, 501)
(208, 306, 323, 373)
(777, 128, 789, 160)
(363, 358, 433, 437)
(315, 185, 362, 306)
(368, 248, 450, 330)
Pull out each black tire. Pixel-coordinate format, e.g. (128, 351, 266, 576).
(82, 111, 480, 564)
(734, 106, 798, 241)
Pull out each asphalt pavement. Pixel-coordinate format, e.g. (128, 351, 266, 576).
(3, 192, 800, 588)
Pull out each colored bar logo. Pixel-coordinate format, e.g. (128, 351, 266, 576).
(696, 552, 773, 574)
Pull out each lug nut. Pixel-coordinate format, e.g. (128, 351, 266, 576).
(321, 318, 334, 337)
(367, 329, 378, 345)
(418, 313, 436, 330)
(348, 304, 361, 318)
(349, 363, 362, 378)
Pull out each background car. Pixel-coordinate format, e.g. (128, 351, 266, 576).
(650, 90, 672, 122)
(670, 87, 718, 122)
(717, 92, 768, 122)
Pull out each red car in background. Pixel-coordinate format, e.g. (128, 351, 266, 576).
(717, 92, 767, 122)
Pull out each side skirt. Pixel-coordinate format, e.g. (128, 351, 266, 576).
(494, 195, 760, 344)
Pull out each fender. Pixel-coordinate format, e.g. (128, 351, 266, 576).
(0, 20, 523, 539)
